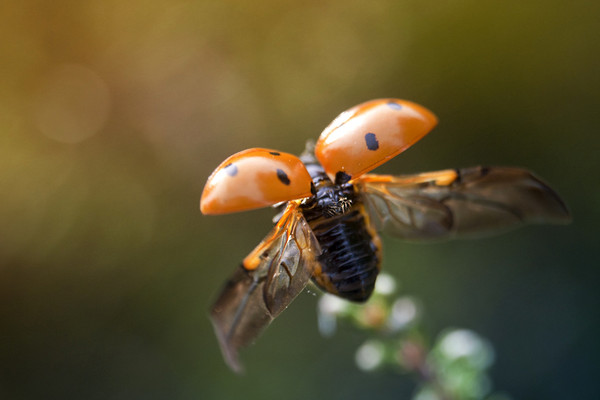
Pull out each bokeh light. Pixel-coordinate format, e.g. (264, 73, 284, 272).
(33, 64, 110, 144)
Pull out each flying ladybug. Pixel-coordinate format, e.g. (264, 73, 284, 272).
(200, 98, 570, 372)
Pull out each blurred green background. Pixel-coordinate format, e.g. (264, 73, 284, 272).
(1, 0, 599, 399)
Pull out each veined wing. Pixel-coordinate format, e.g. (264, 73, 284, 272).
(210, 201, 321, 372)
(355, 167, 571, 240)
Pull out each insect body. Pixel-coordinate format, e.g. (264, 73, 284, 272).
(299, 149, 382, 302)
(200, 99, 570, 372)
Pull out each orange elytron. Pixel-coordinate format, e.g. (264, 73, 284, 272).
(200, 98, 570, 372)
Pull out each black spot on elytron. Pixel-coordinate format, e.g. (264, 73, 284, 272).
(276, 169, 290, 185)
(365, 133, 379, 151)
(387, 101, 403, 110)
(335, 171, 352, 184)
(269, 151, 281, 156)
(224, 163, 238, 176)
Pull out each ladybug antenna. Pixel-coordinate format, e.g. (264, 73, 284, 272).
(300, 139, 317, 163)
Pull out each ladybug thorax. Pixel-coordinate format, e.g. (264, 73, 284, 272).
(302, 181, 355, 219)
(300, 154, 356, 220)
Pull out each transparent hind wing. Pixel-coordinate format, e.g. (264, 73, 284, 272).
(355, 167, 571, 241)
(210, 202, 320, 372)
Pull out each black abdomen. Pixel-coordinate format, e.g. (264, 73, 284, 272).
(306, 206, 380, 302)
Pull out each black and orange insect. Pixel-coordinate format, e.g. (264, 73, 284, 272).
(200, 99, 570, 371)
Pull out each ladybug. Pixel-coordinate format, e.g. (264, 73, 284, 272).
(200, 98, 570, 371)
